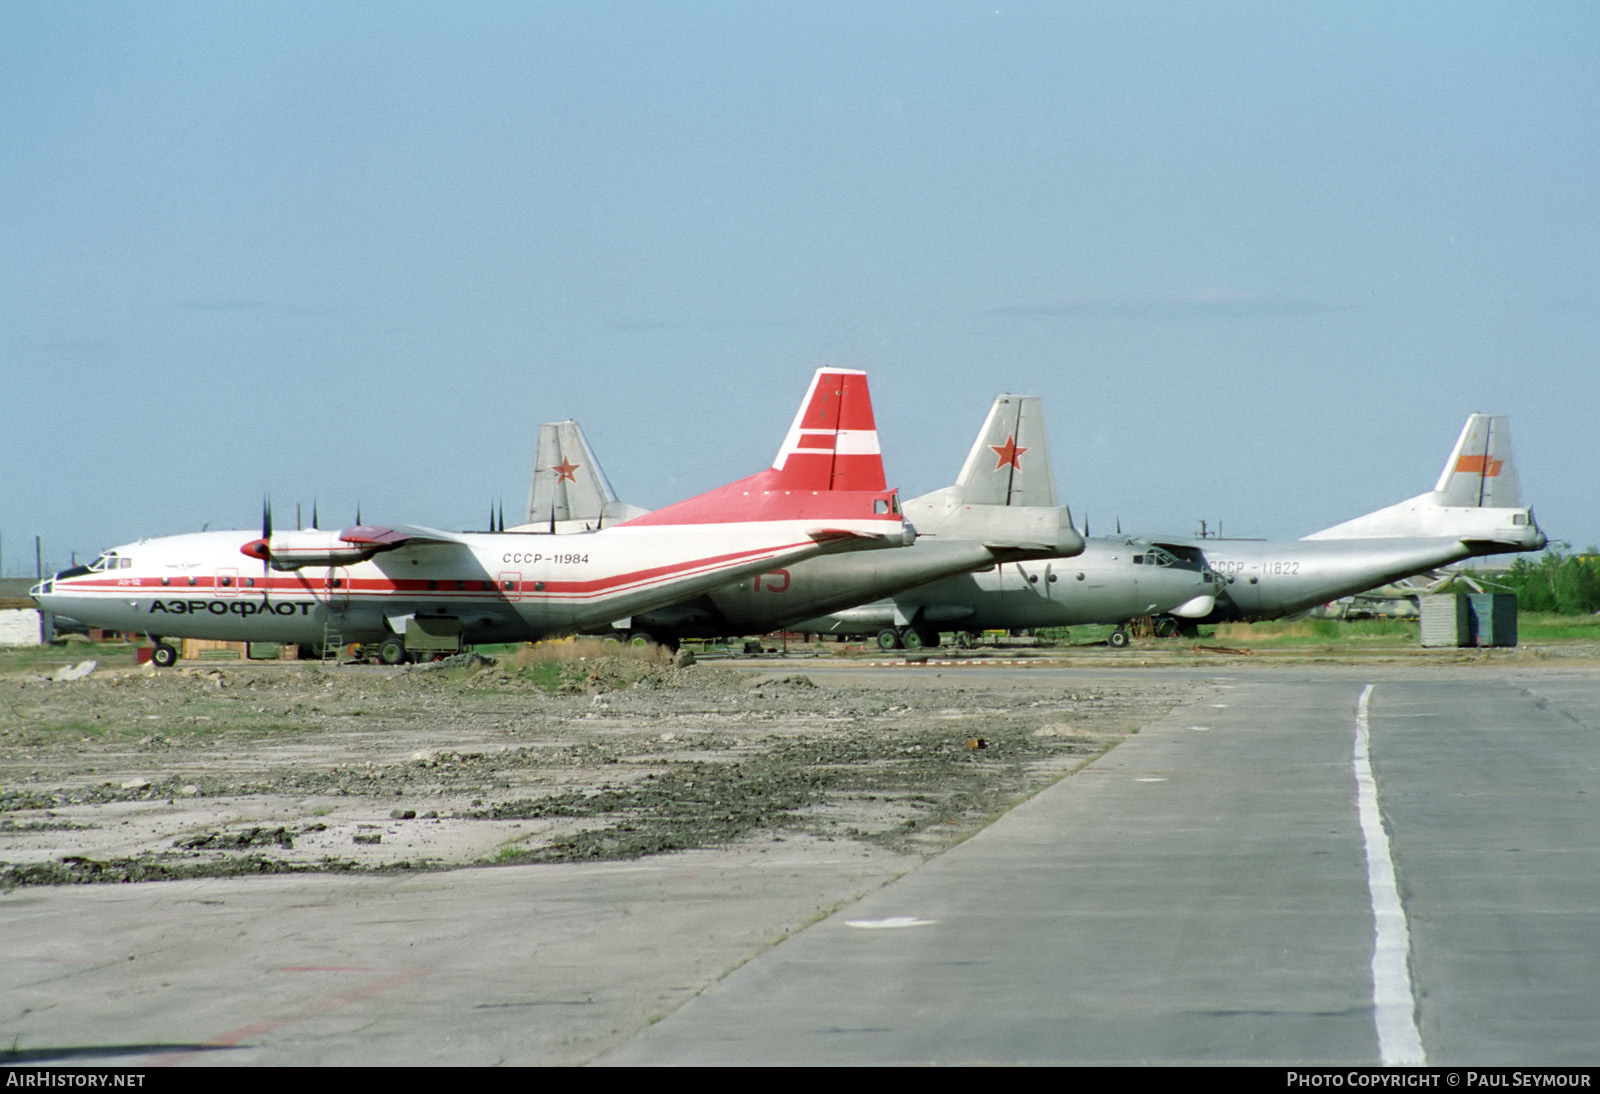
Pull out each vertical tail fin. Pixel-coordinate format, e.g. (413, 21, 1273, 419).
(769, 368, 886, 491)
(901, 394, 1080, 556)
(950, 394, 1058, 507)
(522, 420, 644, 531)
(1303, 412, 1542, 547)
(1433, 414, 1522, 508)
(619, 367, 908, 533)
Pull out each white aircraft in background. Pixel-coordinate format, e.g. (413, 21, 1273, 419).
(31, 369, 915, 666)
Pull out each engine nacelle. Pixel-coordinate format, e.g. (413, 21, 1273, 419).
(240, 526, 405, 570)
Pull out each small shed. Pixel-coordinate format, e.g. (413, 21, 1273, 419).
(1419, 593, 1518, 647)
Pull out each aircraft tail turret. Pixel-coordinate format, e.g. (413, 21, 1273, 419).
(1303, 414, 1543, 551)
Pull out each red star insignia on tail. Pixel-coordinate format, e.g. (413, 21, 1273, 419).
(990, 434, 1027, 471)
(552, 458, 580, 484)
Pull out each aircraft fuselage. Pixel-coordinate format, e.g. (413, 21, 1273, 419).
(793, 538, 1224, 637)
(1166, 532, 1542, 624)
(31, 519, 909, 649)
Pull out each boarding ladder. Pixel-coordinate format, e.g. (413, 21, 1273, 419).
(321, 608, 347, 664)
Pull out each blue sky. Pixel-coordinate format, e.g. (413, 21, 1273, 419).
(4, 1, 1596, 574)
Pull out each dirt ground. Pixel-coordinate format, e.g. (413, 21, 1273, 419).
(0, 652, 1206, 887)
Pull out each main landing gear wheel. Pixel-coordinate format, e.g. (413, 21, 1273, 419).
(151, 642, 179, 669)
(377, 636, 409, 666)
(876, 628, 903, 651)
(1154, 617, 1180, 638)
(1107, 628, 1131, 649)
(902, 627, 940, 650)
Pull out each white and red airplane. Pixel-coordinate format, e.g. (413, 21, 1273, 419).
(32, 369, 915, 666)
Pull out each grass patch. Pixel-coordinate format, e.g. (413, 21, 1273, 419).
(1210, 618, 1419, 646)
(1512, 612, 1600, 642)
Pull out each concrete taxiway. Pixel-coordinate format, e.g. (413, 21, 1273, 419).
(602, 664, 1600, 1065)
(4, 662, 1598, 1066)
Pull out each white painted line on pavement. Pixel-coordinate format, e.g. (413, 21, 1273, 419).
(1354, 683, 1426, 1066)
(846, 917, 936, 929)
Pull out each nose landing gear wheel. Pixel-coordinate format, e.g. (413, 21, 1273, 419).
(151, 642, 179, 668)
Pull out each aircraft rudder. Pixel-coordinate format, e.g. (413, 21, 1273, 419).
(950, 394, 1058, 507)
(1433, 413, 1522, 509)
(526, 419, 626, 529)
(769, 367, 886, 492)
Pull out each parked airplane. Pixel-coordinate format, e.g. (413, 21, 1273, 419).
(799, 414, 1542, 647)
(517, 395, 1087, 647)
(30, 369, 915, 666)
(513, 417, 647, 533)
(794, 538, 1225, 648)
(1143, 413, 1544, 625)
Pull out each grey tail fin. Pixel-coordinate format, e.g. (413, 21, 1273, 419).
(951, 394, 1058, 507)
(1302, 412, 1542, 548)
(1433, 414, 1522, 508)
(521, 420, 644, 532)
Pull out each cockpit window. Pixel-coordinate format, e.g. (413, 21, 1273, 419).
(87, 554, 115, 572)
(1142, 547, 1178, 567)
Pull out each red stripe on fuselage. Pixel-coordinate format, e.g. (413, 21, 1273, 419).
(52, 540, 819, 606)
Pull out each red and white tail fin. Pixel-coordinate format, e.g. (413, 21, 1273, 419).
(619, 368, 907, 534)
(769, 368, 886, 492)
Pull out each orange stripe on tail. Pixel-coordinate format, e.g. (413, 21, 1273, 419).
(1455, 455, 1503, 476)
